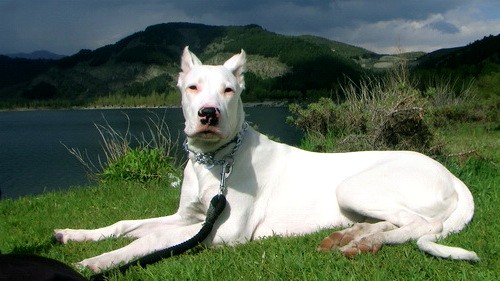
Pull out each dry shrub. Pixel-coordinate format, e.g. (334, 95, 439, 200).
(289, 61, 442, 155)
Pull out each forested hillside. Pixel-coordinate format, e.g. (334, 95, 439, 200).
(0, 23, 369, 107)
(0, 22, 498, 108)
(414, 34, 499, 100)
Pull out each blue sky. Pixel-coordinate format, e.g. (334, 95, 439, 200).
(0, 0, 498, 55)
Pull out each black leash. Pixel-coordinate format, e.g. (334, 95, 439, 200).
(91, 126, 246, 280)
(90, 194, 227, 280)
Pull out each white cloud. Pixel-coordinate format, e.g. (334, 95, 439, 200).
(326, 4, 500, 54)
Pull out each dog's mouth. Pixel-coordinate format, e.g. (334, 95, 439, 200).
(187, 126, 224, 140)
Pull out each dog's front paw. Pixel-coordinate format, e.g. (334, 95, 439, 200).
(54, 228, 88, 244)
(53, 229, 71, 244)
(76, 257, 114, 273)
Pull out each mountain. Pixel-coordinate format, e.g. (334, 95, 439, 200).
(415, 34, 500, 74)
(0, 23, 497, 107)
(6, 50, 66, 60)
(0, 55, 55, 88)
(0, 22, 369, 104)
(413, 34, 500, 102)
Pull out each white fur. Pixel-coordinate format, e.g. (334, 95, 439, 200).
(54, 47, 478, 273)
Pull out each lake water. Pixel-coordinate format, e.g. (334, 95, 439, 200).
(0, 107, 302, 199)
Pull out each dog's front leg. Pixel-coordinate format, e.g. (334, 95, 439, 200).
(54, 214, 185, 244)
(77, 222, 204, 273)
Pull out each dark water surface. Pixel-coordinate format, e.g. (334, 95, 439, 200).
(0, 107, 302, 199)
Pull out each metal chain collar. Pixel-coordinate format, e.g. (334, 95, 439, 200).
(183, 122, 248, 168)
(184, 122, 248, 194)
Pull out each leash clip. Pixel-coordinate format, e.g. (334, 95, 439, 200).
(219, 158, 233, 195)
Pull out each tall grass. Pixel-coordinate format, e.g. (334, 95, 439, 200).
(423, 76, 475, 107)
(63, 111, 183, 186)
(288, 59, 478, 156)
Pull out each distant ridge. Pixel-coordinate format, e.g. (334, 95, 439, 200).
(416, 34, 499, 69)
(0, 22, 497, 107)
(0, 22, 367, 102)
(5, 50, 65, 60)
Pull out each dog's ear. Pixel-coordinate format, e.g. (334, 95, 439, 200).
(223, 49, 246, 89)
(181, 46, 202, 73)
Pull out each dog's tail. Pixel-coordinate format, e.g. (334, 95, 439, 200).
(416, 177, 479, 261)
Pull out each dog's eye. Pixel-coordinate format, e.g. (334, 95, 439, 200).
(188, 85, 198, 91)
(224, 87, 234, 94)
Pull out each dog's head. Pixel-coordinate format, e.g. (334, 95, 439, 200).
(178, 47, 246, 152)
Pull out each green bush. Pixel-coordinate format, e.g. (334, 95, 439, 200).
(100, 148, 181, 185)
(287, 98, 339, 136)
(65, 112, 183, 187)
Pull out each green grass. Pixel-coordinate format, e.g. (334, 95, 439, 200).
(436, 122, 499, 162)
(1, 121, 499, 280)
(0, 182, 180, 265)
(87, 92, 181, 109)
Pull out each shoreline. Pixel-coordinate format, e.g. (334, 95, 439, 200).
(0, 101, 289, 112)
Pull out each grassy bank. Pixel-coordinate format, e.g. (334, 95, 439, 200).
(0, 92, 182, 111)
(0, 120, 498, 280)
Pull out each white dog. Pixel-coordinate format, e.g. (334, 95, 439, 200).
(54, 47, 478, 273)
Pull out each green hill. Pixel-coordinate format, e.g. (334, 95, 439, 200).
(0, 23, 498, 108)
(414, 34, 500, 100)
(416, 34, 499, 72)
(0, 23, 369, 106)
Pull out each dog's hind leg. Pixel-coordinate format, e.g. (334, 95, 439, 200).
(330, 202, 439, 257)
(326, 157, 464, 258)
(319, 212, 444, 258)
(317, 221, 397, 253)
(342, 211, 478, 260)
(338, 213, 443, 257)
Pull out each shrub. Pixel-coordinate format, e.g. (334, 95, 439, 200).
(64, 112, 182, 187)
(100, 148, 180, 185)
(288, 60, 444, 155)
(287, 98, 339, 136)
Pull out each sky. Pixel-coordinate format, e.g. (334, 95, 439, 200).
(0, 0, 499, 56)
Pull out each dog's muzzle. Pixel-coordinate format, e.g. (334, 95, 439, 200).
(198, 107, 220, 126)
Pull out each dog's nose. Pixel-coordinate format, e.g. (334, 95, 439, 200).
(198, 107, 220, 126)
